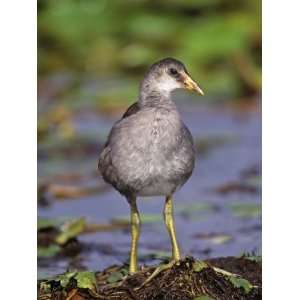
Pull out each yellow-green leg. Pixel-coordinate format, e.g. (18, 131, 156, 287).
(164, 195, 181, 261)
(137, 195, 180, 289)
(128, 197, 141, 274)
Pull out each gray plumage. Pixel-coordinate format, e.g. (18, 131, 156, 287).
(98, 58, 196, 198)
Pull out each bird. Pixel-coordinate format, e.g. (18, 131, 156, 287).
(98, 57, 204, 274)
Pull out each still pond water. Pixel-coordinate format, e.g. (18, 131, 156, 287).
(38, 98, 261, 278)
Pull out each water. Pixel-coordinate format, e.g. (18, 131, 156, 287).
(38, 100, 261, 278)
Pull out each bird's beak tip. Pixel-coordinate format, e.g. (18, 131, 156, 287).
(195, 86, 205, 96)
(183, 74, 204, 96)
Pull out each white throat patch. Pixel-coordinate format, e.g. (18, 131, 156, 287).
(154, 74, 181, 95)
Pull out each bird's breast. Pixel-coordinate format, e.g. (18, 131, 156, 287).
(143, 111, 181, 150)
(108, 108, 194, 195)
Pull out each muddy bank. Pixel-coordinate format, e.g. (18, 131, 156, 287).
(38, 256, 261, 300)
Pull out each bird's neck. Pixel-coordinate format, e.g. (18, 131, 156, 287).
(138, 83, 175, 109)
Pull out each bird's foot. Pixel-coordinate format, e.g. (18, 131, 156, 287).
(136, 260, 178, 290)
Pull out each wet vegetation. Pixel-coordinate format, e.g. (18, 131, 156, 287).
(38, 0, 261, 298)
(38, 256, 261, 300)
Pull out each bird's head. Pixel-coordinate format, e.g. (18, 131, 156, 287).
(141, 57, 204, 97)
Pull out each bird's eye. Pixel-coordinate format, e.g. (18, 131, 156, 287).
(169, 68, 178, 76)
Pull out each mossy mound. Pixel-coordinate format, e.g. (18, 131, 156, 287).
(38, 256, 261, 300)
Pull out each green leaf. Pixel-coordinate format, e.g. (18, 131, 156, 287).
(57, 272, 77, 288)
(193, 260, 208, 272)
(212, 266, 254, 294)
(37, 245, 61, 258)
(37, 218, 66, 230)
(107, 272, 123, 284)
(230, 203, 261, 219)
(177, 202, 214, 219)
(39, 281, 51, 293)
(45, 272, 76, 288)
(106, 269, 128, 284)
(75, 271, 97, 291)
(40, 271, 97, 291)
(229, 277, 253, 294)
(55, 218, 86, 245)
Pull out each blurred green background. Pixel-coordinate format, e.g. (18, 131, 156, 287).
(38, 0, 261, 107)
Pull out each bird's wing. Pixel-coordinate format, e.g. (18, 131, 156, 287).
(98, 102, 140, 183)
(103, 102, 140, 148)
(121, 101, 140, 119)
(101, 101, 140, 150)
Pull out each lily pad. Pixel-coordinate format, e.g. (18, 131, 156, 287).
(177, 202, 215, 219)
(37, 217, 66, 231)
(55, 218, 86, 245)
(37, 245, 61, 258)
(75, 271, 97, 291)
(230, 203, 261, 219)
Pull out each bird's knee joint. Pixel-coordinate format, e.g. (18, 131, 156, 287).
(132, 213, 141, 227)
